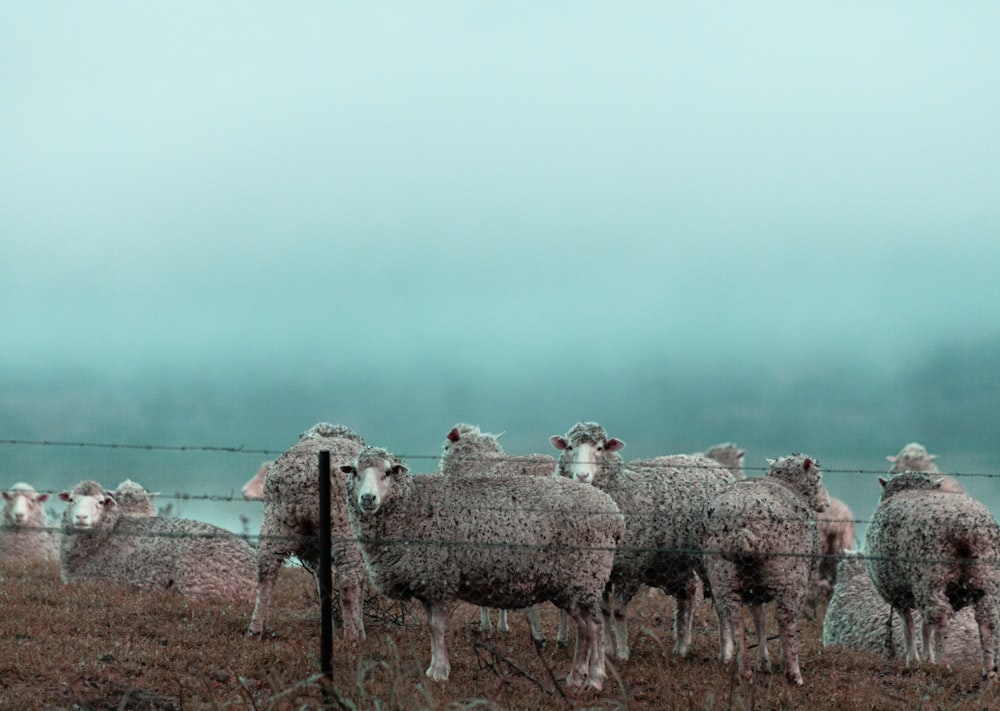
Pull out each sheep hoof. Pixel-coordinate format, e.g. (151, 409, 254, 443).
(532, 637, 546, 652)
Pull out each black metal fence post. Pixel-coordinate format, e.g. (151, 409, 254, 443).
(318, 450, 333, 684)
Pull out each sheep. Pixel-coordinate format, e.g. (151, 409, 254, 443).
(113, 479, 158, 517)
(864, 471, 1000, 678)
(701, 453, 830, 686)
(247, 423, 368, 640)
(437, 423, 556, 640)
(814, 496, 856, 595)
(58, 480, 257, 604)
(343, 445, 624, 691)
(550, 421, 736, 661)
(1, 482, 60, 563)
(698, 442, 746, 479)
(823, 551, 983, 662)
(887, 442, 964, 493)
(242, 461, 271, 501)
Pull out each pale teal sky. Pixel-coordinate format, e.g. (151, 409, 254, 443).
(3, 3, 999, 375)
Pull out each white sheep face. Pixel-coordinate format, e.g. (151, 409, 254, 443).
(59, 491, 114, 530)
(345, 457, 407, 514)
(3, 487, 48, 525)
(549, 435, 625, 485)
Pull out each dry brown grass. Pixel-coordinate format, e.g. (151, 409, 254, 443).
(2, 561, 998, 710)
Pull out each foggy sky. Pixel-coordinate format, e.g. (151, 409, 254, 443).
(3, 3, 1000, 377)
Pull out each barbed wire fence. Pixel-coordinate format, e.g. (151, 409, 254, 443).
(4, 436, 1000, 692)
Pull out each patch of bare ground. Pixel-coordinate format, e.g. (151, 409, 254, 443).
(1, 561, 997, 710)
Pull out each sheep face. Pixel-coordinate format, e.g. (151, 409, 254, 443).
(3, 485, 49, 526)
(343, 452, 409, 514)
(59, 489, 116, 530)
(549, 430, 625, 485)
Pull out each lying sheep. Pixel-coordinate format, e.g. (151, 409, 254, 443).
(437, 423, 556, 640)
(59, 480, 256, 604)
(701, 454, 830, 686)
(343, 445, 623, 692)
(823, 551, 982, 661)
(814, 496, 856, 595)
(242, 461, 271, 501)
(865, 471, 1000, 677)
(113, 479, 158, 517)
(248, 423, 367, 640)
(887, 442, 964, 493)
(551, 422, 736, 661)
(1, 482, 60, 563)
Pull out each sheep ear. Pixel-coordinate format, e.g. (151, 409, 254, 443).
(339, 465, 356, 475)
(1, 491, 11, 502)
(447, 427, 461, 443)
(37, 493, 50, 503)
(606, 438, 626, 452)
(391, 463, 409, 476)
(802, 457, 813, 471)
(932, 477, 944, 488)
(58, 492, 71, 502)
(766, 458, 776, 467)
(886, 455, 897, 464)
(550, 436, 569, 451)
(878, 476, 888, 488)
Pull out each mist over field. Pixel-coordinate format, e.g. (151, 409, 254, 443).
(2, 3, 999, 538)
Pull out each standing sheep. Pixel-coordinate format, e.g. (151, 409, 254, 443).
(551, 422, 736, 661)
(247, 423, 367, 640)
(343, 445, 623, 692)
(822, 551, 982, 662)
(887, 442, 964, 493)
(59, 480, 257, 604)
(701, 454, 830, 686)
(865, 471, 1000, 678)
(1, 482, 60, 563)
(814, 496, 856, 595)
(437, 423, 556, 640)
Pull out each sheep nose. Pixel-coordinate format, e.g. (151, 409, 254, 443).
(359, 493, 377, 510)
(14, 513, 26, 522)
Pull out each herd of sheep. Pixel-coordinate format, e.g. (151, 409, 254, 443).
(2, 424, 999, 692)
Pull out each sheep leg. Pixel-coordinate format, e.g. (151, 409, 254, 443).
(496, 608, 510, 634)
(338, 567, 366, 642)
(975, 596, 998, 678)
(600, 586, 615, 655)
(556, 609, 570, 647)
(247, 520, 293, 636)
(775, 601, 802, 686)
(751, 602, 770, 672)
(673, 572, 700, 657)
(900, 608, 920, 665)
(423, 600, 455, 681)
(612, 581, 640, 661)
(566, 604, 605, 692)
(585, 604, 607, 690)
(732, 591, 752, 681)
(479, 607, 493, 634)
(526, 604, 546, 647)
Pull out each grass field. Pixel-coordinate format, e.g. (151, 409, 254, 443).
(1, 560, 998, 710)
